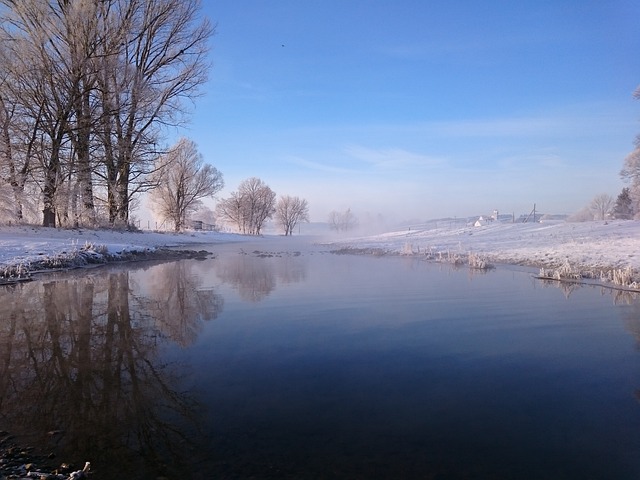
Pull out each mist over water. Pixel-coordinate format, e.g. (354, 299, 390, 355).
(1, 237, 640, 479)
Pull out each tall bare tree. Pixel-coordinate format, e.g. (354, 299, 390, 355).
(148, 138, 223, 232)
(275, 195, 309, 236)
(64, 0, 102, 226)
(0, 0, 214, 227)
(0, 24, 49, 223)
(0, 0, 78, 226)
(94, 0, 214, 225)
(620, 85, 640, 219)
(621, 144, 640, 219)
(0, 82, 30, 221)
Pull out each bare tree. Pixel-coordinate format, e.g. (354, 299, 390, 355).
(148, 138, 223, 231)
(327, 210, 341, 231)
(328, 208, 358, 232)
(0, 83, 31, 221)
(129, 0, 211, 222)
(589, 193, 614, 220)
(620, 85, 640, 219)
(216, 177, 276, 235)
(93, 0, 214, 225)
(215, 191, 245, 232)
(0, 0, 78, 226)
(0, 0, 214, 227)
(275, 195, 309, 235)
(0, 29, 50, 223)
(621, 144, 640, 219)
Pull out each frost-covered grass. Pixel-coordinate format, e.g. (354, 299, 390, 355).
(539, 259, 582, 281)
(329, 220, 640, 269)
(538, 261, 639, 290)
(0, 240, 111, 280)
(0, 226, 249, 281)
(0, 220, 639, 289)
(468, 252, 494, 270)
(328, 219, 640, 289)
(1, 262, 29, 282)
(436, 250, 464, 266)
(604, 266, 639, 288)
(339, 241, 494, 270)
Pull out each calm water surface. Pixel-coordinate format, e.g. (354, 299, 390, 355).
(1, 237, 640, 479)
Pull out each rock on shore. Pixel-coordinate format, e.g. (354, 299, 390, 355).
(0, 431, 89, 480)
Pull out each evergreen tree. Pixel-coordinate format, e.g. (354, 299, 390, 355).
(612, 187, 634, 219)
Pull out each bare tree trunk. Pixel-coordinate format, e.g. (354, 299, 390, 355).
(0, 95, 36, 221)
(42, 134, 65, 228)
(117, 159, 130, 224)
(0, 95, 20, 220)
(74, 87, 95, 225)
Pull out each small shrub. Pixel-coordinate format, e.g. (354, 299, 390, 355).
(468, 252, 493, 270)
(401, 243, 414, 255)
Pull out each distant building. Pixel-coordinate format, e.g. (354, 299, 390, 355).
(191, 220, 218, 231)
(474, 216, 488, 227)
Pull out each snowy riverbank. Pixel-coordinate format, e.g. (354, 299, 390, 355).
(324, 220, 640, 290)
(0, 226, 251, 282)
(326, 219, 640, 276)
(0, 220, 638, 285)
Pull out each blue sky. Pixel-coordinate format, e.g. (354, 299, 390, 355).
(181, 0, 640, 223)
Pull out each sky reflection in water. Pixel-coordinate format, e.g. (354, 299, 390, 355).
(1, 239, 640, 479)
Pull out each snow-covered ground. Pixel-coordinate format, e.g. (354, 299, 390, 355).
(328, 219, 640, 272)
(0, 220, 638, 281)
(0, 226, 250, 279)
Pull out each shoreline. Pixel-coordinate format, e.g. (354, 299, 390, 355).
(0, 247, 212, 285)
(0, 430, 89, 480)
(0, 225, 247, 284)
(327, 244, 640, 293)
(325, 220, 640, 290)
(0, 221, 638, 290)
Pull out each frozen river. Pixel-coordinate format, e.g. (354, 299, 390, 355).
(1, 236, 640, 479)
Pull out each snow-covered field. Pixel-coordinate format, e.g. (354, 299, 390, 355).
(329, 219, 640, 272)
(0, 220, 638, 282)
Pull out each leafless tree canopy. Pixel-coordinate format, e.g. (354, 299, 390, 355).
(619, 85, 640, 219)
(328, 208, 358, 232)
(0, 0, 213, 227)
(275, 195, 309, 235)
(589, 193, 614, 221)
(621, 145, 640, 219)
(216, 177, 276, 235)
(148, 137, 223, 232)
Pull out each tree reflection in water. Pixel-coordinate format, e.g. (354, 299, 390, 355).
(0, 260, 223, 479)
(214, 250, 308, 302)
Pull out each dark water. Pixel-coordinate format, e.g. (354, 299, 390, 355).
(1, 237, 640, 479)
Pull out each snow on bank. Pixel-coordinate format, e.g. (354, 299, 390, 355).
(0, 226, 249, 280)
(1, 220, 639, 285)
(327, 220, 640, 272)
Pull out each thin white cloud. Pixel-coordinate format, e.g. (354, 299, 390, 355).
(285, 156, 358, 175)
(285, 147, 446, 176)
(497, 152, 567, 170)
(344, 145, 446, 170)
(280, 103, 637, 143)
(418, 116, 627, 138)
